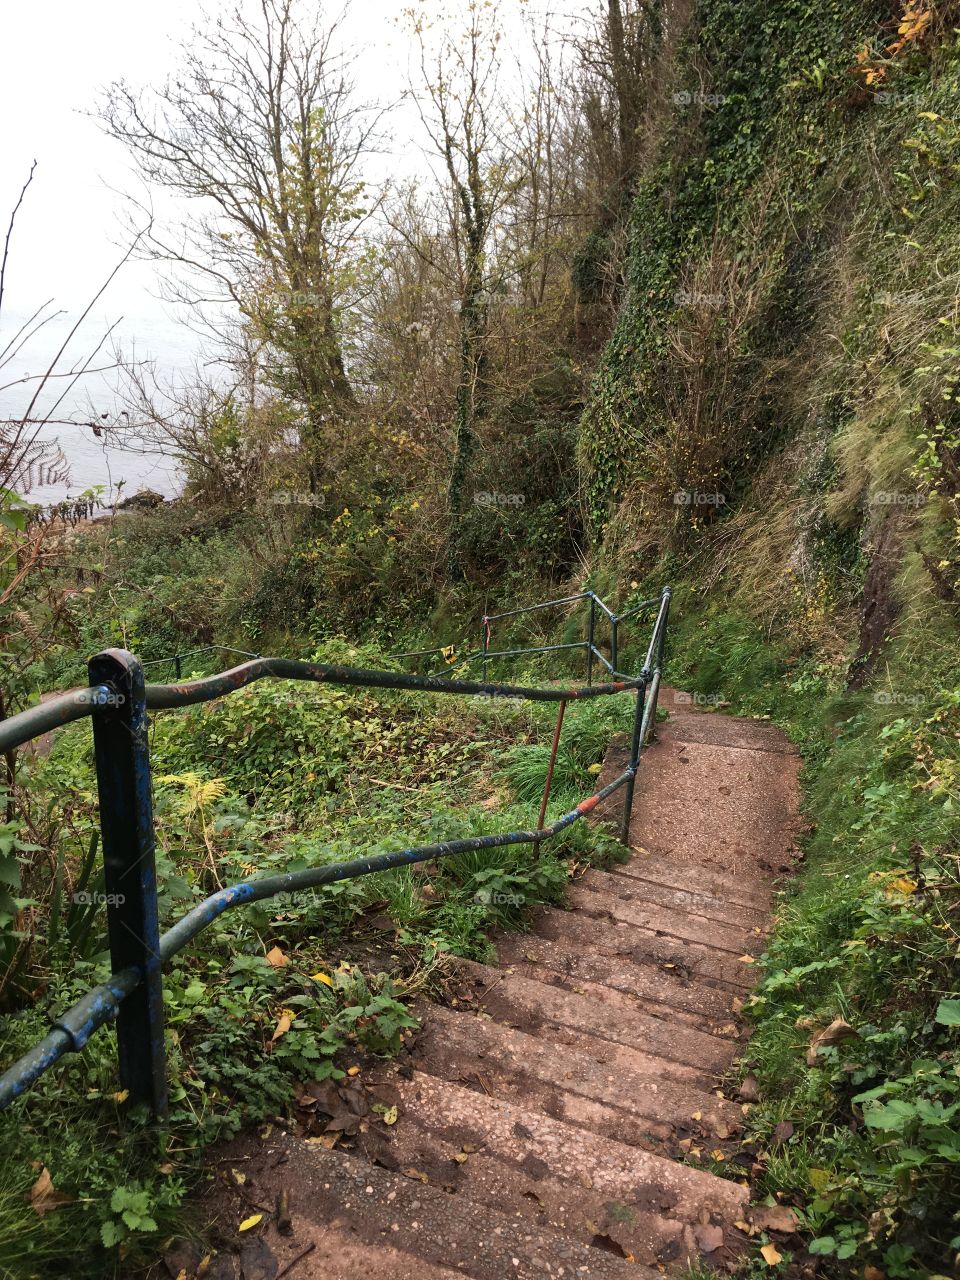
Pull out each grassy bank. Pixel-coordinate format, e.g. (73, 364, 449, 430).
(668, 591, 959, 1274)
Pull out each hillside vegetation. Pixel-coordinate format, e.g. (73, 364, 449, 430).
(1, 1, 959, 1277)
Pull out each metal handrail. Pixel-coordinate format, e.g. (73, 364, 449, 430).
(0, 587, 671, 1116)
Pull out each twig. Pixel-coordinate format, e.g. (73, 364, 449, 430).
(276, 1243, 317, 1278)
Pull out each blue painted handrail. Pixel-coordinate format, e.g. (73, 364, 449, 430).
(0, 588, 670, 1115)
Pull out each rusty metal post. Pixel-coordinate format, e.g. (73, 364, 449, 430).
(533, 699, 567, 857)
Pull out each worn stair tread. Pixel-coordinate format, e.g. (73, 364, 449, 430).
(658, 712, 800, 755)
(567, 883, 765, 955)
(452, 958, 738, 1079)
(369, 1072, 746, 1268)
(580, 865, 768, 929)
(264, 1133, 653, 1279)
(610, 853, 775, 911)
(494, 932, 741, 1026)
(259, 1219, 467, 1280)
(530, 906, 757, 991)
(412, 1002, 742, 1145)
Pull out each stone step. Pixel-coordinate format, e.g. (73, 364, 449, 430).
(611, 853, 775, 912)
(580, 866, 768, 929)
(369, 1072, 748, 1269)
(493, 932, 742, 1035)
(567, 883, 766, 955)
(259, 1133, 652, 1279)
(451, 959, 737, 1081)
(411, 1002, 742, 1147)
(530, 906, 758, 991)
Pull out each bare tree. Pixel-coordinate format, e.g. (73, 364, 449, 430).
(100, 0, 383, 489)
(408, 2, 517, 578)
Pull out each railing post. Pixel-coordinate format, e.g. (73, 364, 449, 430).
(586, 595, 596, 686)
(481, 617, 490, 685)
(88, 649, 167, 1118)
(174, 654, 182, 680)
(620, 675, 648, 845)
(610, 616, 619, 675)
(533, 699, 567, 858)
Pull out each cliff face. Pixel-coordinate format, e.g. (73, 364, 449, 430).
(584, 0, 960, 670)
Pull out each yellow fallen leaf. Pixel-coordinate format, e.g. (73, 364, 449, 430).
(347, 1066, 361, 1077)
(760, 1243, 782, 1265)
(403, 1167, 429, 1183)
(711, 1149, 726, 1161)
(691, 1110, 702, 1120)
(238, 1213, 263, 1232)
(265, 946, 288, 967)
(306, 1133, 340, 1149)
(311, 971, 334, 987)
(113, 1089, 129, 1104)
(453, 1152, 469, 1164)
(738, 955, 755, 964)
(382, 1105, 398, 1125)
(270, 1012, 292, 1043)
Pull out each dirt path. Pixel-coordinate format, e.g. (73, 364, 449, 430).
(197, 687, 802, 1280)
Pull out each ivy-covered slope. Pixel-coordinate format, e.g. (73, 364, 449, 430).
(582, 1, 960, 1273)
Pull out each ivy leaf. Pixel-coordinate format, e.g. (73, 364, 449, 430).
(935, 999, 960, 1026)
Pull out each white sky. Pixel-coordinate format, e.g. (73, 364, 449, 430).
(0, 0, 580, 500)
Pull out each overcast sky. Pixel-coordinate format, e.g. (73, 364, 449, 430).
(0, 0, 579, 500)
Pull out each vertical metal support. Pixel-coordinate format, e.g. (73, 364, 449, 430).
(620, 676, 648, 845)
(88, 649, 167, 1118)
(533, 700, 567, 858)
(174, 654, 182, 680)
(610, 616, 619, 676)
(481, 617, 490, 685)
(586, 595, 596, 686)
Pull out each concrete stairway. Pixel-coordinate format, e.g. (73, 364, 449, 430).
(206, 688, 801, 1280)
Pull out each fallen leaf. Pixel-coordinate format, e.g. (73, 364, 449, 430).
(695, 1224, 724, 1252)
(863, 1268, 885, 1280)
(310, 970, 334, 987)
(238, 1213, 263, 1232)
(306, 1133, 340, 1149)
(749, 1204, 798, 1233)
(265, 946, 287, 968)
(229, 1168, 247, 1186)
(691, 1110, 702, 1121)
(738, 1074, 760, 1102)
(771, 1120, 794, 1146)
(807, 1018, 858, 1065)
(711, 1149, 726, 1161)
(30, 1168, 71, 1216)
(270, 1012, 292, 1043)
(738, 955, 755, 964)
(760, 1242, 782, 1265)
(113, 1089, 129, 1104)
(347, 1066, 361, 1077)
(402, 1167, 429, 1183)
(452, 1152, 469, 1164)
